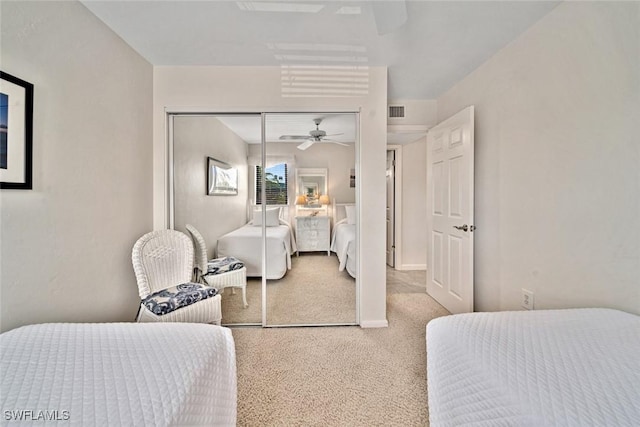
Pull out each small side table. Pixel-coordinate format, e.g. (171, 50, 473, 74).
(295, 216, 330, 255)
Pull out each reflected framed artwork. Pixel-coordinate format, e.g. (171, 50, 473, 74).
(207, 157, 238, 195)
(0, 71, 34, 189)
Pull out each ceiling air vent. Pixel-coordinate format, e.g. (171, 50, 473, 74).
(388, 105, 405, 118)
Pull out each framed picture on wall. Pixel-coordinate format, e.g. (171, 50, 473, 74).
(207, 157, 238, 195)
(349, 168, 356, 188)
(0, 71, 34, 189)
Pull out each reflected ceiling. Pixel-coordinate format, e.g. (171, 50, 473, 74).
(217, 113, 356, 145)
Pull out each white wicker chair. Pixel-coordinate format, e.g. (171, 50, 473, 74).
(132, 229, 222, 324)
(185, 224, 248, 308)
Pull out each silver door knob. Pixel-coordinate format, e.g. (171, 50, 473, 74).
(453, 224, 468, 232)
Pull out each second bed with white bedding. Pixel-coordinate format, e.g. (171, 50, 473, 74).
(426, 308, 640, 426)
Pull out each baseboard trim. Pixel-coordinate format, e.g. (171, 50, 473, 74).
(397, 264, 427, 271)
(360, 320, 389, 328)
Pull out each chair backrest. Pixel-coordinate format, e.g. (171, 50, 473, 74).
(132, 229, 194, 298)
(185, 224, 208, 280)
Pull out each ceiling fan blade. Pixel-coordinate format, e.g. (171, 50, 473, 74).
(297, 139, 315, 150)
(323, 133, 344, 137)
(322, 139, 350, 147)
(280, 135, 311, 141)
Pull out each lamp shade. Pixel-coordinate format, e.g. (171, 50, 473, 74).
(319, 195, 330, 205)
(295, 195, 307, 205)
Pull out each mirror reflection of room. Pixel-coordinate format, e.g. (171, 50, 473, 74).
(263, 113, 357, 326)
(173, 114, 262, 325)
(172, 112, 357, 326)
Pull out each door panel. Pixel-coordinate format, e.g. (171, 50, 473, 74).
(448, 234, 462, 297)
(426, 106, 475, 314)
(449, 156, 463, 217)
(432, 231, 444, 287)
(433, 161, 444, 215)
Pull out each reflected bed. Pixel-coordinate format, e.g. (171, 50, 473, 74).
(331, 220, 356, 278)
(217, 219, 297, 280)
(331, 202, 356, 279)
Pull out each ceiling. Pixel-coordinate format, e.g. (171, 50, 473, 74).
(81, 0, 559, 100)
(215, 113, 357, 145)
(81, 1, 559, 146)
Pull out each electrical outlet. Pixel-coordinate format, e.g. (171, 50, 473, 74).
(521, 289, 534, 310)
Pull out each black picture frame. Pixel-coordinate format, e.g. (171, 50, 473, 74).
(0, 71, 34, 190)
(207, 157, 238, 196)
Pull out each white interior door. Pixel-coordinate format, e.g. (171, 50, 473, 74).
(426, 106, 474, 314)
(386, 150, 395, 267)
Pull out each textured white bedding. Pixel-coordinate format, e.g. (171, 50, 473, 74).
(426, 308, 640, 426)
(330, 221, 355, 278)
(1, 323, 237, 426)
(217, 222, 296, 280)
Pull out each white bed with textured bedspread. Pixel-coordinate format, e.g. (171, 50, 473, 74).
(217, 220, 296, 280)
(426, 308, 640, 426)
(1, 323, 237, 426)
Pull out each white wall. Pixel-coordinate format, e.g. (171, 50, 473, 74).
(173, 116, 249, 256)
(0, 1, 153, 332)
(153, 66, 388, 326)
(437, 1, 640, 314)
(399, 137, 428, 269)
(387, 99, 438, 127)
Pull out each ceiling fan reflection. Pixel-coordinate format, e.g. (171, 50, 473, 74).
(279, 118, 348, 150)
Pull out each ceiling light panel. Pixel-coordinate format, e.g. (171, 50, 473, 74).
(236, 2, 324, 13)
(266, 43, 367, 53)
(274, 54, 368, 63)
(335, 6, 361, 15)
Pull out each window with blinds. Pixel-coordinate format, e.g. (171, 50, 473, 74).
(256, 163, 288, 205)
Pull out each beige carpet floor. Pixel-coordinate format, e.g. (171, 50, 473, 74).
(231, 289, 450, 426)
(221, 253, 356, 325)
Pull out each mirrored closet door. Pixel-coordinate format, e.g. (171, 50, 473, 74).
(171, 111, 358, 327)
(263, 113, 358, 326)
(172, 114, 263, 325)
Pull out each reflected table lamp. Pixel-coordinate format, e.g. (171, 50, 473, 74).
(319, 194, 330, 216)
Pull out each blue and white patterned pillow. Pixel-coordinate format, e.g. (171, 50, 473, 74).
(142, 282, 218, 316)
(205, 256, 244, 276)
